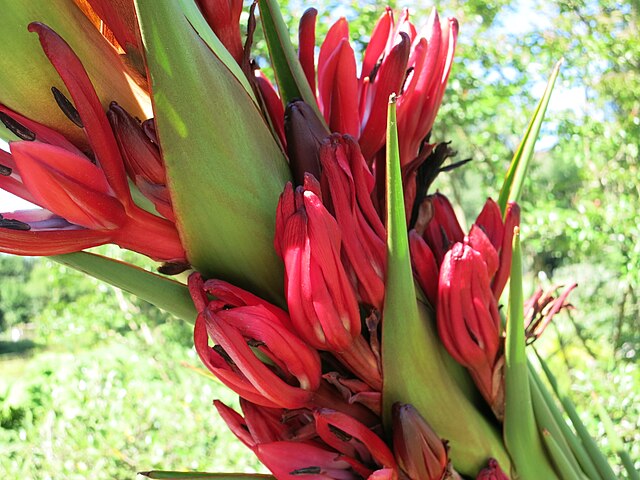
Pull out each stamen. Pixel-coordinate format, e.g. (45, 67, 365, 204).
(0, 164, 11, 176)
(0, 112, 36, 141)
(0, 215, 31, 231)
(157, 261, 190, 275)
(290, 467, 321, 475)
(328, 424, 352, 442)
(400, 66, 415, 95)
(51, 86, 84, 128)
(439, 158, 471, 172)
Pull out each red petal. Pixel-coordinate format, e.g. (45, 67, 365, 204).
(0, 226, 112, 255)
(474, 198, 504, 250)
(359, 33, 410, 160)
(28, 23, 131, 205)
(298, 9, 318, 94)
(12, 142, 126, 229)
(360, 8, 394, 83)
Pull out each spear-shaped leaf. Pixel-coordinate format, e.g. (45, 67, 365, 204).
(536, 354, 618, 480)
(135, 0, 291, 304)
(52, 252, 196, 322)
(541, 430, 583, 480)
(504, 229, 558, 479)
(139, 472, 274, 479)
(530, 363, 602, 480)
(529, 369, 585, 478)
(497, 60, 563, 215)
(257, 0, 324, 122)
(382, 95, 511, 475)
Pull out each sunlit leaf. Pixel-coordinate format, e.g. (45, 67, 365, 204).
(135, 0, 291, 304)
(504, 229, 558, 478)
(381, 95, 511, 475)
(497, 60, 562, 215)
(52, 251, 196, 322)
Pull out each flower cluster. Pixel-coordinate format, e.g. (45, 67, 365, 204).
(410, 194, 520, 419)
(0, 2, 593, 480)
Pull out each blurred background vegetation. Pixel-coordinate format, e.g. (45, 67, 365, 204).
(0, 0, 637, 478)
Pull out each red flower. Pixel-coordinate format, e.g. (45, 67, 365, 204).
(319, 134, 387, 310)
(275, 176, 361, 352)
(437, 242, 503, 415)
(476, 459, 510, 480)
(189, 273, 322, 410)
(392, 403, 452, 480)
(0, 24, 184, 261)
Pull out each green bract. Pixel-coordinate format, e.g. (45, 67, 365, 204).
(381, 97, 511, 475)
(135, 0, 291, 304)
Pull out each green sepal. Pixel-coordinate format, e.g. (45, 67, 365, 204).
(135, 0, 291, 304)
(497, 60, 562, 215)
(139, 472, 274, 479)
(0, 0, 149, 145)
(257, 0, 325, 123)
(52, 252, 196, 322)
(381, 96, 510, 475)
(504, 230, 558, 479)
(536, 355, 618, 480)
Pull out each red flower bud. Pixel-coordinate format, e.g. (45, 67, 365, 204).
(409, 230, 439, 306)
(422, 193, 465, 265)
(437, 243, 502, 411)
(275, 179, 362, 352)
(317, 19, 360, 138)
(319, 135, 386, 309)
(476, 458, 510, 480)
(392, 403, 451, 480)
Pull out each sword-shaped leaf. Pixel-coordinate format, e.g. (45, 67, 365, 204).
(497, 60, 562, 215)
(52, 251, 196, 322)
(381, 95, 510, 475)
(504, 229, 558, 479)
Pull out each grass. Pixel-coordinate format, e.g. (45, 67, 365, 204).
(0, 262, 263, 479)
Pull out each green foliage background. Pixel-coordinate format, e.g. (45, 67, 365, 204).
(1, 0, 638, 478)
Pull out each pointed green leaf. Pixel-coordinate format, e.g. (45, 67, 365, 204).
(135, 0, 291, 304)
(529, 369, 585, 477)
(497, 60, 563, 215)
(537, 357, 618, 480)
(541, 430, 584, 480)
(381, 96, 511, 475)
(504, 229, 558, 479)
(52, 252, 196, 322)
(258, 0, 325, 122)
(139, 472, 274, 480)
(0, 0, 149, 145)
(530, 363, 602, 480)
